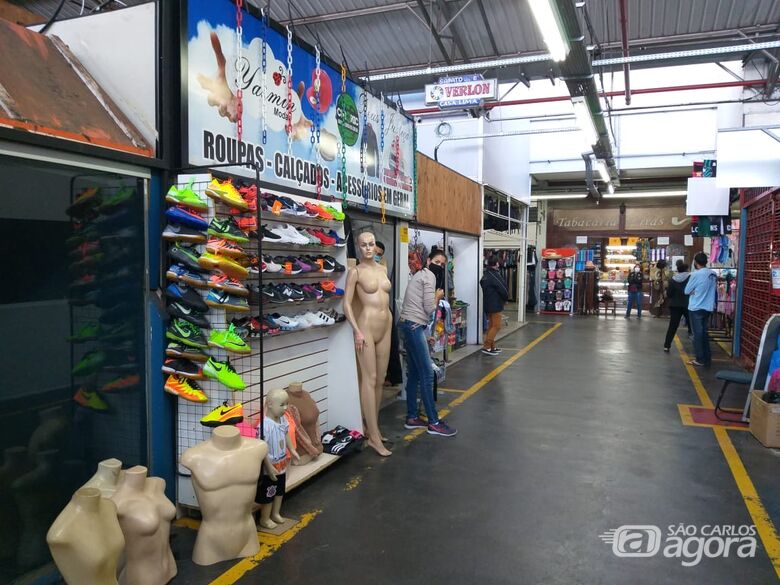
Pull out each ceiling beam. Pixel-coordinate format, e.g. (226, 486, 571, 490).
(278, 0, 462, 26)
(475, 0, 499, 56)
(436, 0, 470, 62)
(415, 0, 453, 65)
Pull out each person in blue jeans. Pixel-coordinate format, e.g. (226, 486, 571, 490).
(625, 263, 644, 318)
(685, 251, 717, 367)
(399, 250, 457, 437)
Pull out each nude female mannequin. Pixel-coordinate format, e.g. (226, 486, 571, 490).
(343, 232, 393, 457)
(47, 487, 124, 585)
(180, 426, 266, 565)
(82, 458, 124, 498)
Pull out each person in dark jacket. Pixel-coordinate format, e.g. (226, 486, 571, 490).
(663, 262, 691, 352)
(625, 263, 644, 319)
(480, 256, 509, 356)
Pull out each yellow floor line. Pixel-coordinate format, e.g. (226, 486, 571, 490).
(676, 339, 780, 579)
(677, 403, 750, 432)
(437, 387, 466, 394)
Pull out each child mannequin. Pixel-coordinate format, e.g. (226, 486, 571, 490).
(256, 389, 299, 529)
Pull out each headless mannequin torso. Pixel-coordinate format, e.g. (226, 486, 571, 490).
(286, 382, 322, 462)
(82, 458, 124, 498)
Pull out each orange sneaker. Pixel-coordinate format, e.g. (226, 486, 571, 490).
(205, 238, 247, 259)
(101, 374, 141, 392)
(164, 375, 207, 403)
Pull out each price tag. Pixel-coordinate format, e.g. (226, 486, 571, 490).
(657, 236, 670, 245)
(576, 235, 588, 244)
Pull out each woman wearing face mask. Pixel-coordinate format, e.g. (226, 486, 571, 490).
(374, 241, 386, 266)
(625, 263, 644, 319)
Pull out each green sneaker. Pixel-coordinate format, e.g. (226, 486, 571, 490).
(166, 178, 208, 211)
(99, 322, 134, 341)
(68, 323, 101, 342)
(202, 357, 245, 390)
(166, 318, 208, 349)
(98, 187, 135, 213)
(324, 205, 345, 221)
(72, 350, 107, 376)
(207, 217, 249, 244)
(208, 323, 251, 354)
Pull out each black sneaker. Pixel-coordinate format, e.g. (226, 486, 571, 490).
(168, 242, 203, 272)
(313, 283, 333, 299)
(300, 284, 318, 301)
(165, 283, 208, 312)
(262, 284, 287, 304)
(207, 217, 249, 244)
(318, 255, 335, 273)
(163, 223, 206, 243)
(281, 283, 305, 302)
(166, 341, 209, 362)
(166, 318, 208, 348)
(161, 358, 202, 379)
(285, 256, 303, 275)
(325, 255, 345, 272)
(262, 225, 283, 242)
(168, 302, 211, 328)
(229, 317, 250, 339)
(323, 308, 346, 323)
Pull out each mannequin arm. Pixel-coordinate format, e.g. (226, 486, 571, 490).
(343, 267, 365, 351)
(286, 435, 300, 463)
(262, 456, 278, 481)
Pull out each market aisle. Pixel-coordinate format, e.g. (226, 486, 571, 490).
(175, 317, 779, 585)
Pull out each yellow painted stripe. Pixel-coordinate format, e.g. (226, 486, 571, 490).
(677, 403, 750, 432)
(674, 337, 714, 408)
(437, 387, 466, 394)
(210, 510, 321, 585)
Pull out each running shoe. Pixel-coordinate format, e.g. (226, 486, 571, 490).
(294, 312, 313, 329)
(278, 196, 307, 216)
(261, 284, 287, 304)
(404, 416, 428, 430)
(307, 228, 336, 246)
(197, 252, 248, 279)
(327, 255, 346, 272)
(73, 388, 109, 411)
(206, 290, 250, 313)
(316, 255, 335, 273)
(165, 283, 208, 312)
(235, 216, 257, 233)
(280, 283, 305, 302)
(67, 188, 102, 217)
(207, 216, 250, 244)
(261, 225, 283, 243)
(101, 373, 141, 392)
(167, 302, 211, 328)
(166, 179, 208, 210)
(323, 309, 346, 323)
(164, 375, 207, 403)
(326, 230, 346, 247)
(310, 310, 336, 327)
(200, 401, 244, 427)
(312, 204, 333, 221)
(298, 229, 322, 246)
(208, 324, 251, 354)
(245, 316, 263, 338)
(301, 283, 323, 301)
(229, 317, 250, 339)
(208, 272, 249, 296)
(165, 205, 208, 230)
(99, 302, 134, 325)
(202, 357, 245, 390)
(205, 238, 247, 258)
(72, 350, 106, 376)
(161, 358, 203, 379)
(68, 322, 100, 342)
(263, 317, 281, 335)
(166, 264, 208, 288)
(205, 178, 248, 210)
(324, 205, 345, 221)
(166, 318, 208, 348)
(267, 313, 300, 331)
(294, 256, 314, 273)
(303, 201, 325, 219)
(265, 224, 299, 245)
(166, 342, 209, 362)
(281, 256, 303, 275)
(168, 243, 203, 272)
(427, 420, 457, 437)
(244, 253, 261, 275)
(235, 184, 258, 213)
(98, 187, 135, 214)
(162, 223, 207, 243)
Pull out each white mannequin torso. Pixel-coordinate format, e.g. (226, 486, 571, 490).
(83, 458, 124, 498)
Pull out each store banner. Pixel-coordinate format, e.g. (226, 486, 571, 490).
(624, 207, 690, 231)
(184, 0, 415, 217)
(551, 209, 620, 231)
(425, 74, 498, 109)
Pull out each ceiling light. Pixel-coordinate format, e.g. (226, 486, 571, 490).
(602, 190, 688, 199)
(595, 159, 610, 182)
(571, 97, 599, 148)
(530, 193, 588, 200)
(528, 0, 570, 62)
(607, 182, 615, 195)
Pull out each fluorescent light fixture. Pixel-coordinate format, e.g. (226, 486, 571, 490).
(571, 97, 599, 148)
(603, 190, 687, 199)
(607, 182, 615, 195)
(530, 193, 588, 200)
(595, 159, 610, 182)
(528, 0, 570, 62)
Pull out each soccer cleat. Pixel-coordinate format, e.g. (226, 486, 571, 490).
(68, 322, 100, 342)
(67, 188, 102, 217)
(165, 206, 208, 230)
(165, 283, 208, 312)
(162, 358, 203, 379)
(208, 272, 249, 297)
(101, 373, 141, 392)
(208, 324, 252, 354)
(73, 387, 109, 411)
(200, 401, 244, 427)
(197, 252, 248, 279)
(165, 179, 208, 210)
(167, 302, 211, 328)
(231, 184, 257, 214)
(166, 342, 209, 362)
(206, 290, 250, 313)
(205, 238, 247, 258)
(166, 318, 208, 348)
(235, 216, 257, 233)
(307, 228, 336, 246)
(162, 223, 207, 243)
(168, 243, 203, 272)
(98, 187, 135, 214)
(166, 264, 208, 288)
(72, 351, 106, 376)
(164, 375, 207, 403)
(205, 178, 249, 210)
(324, 205, 345, 221)
(202, 357, 246, 390)
(207, 216, 250, 244)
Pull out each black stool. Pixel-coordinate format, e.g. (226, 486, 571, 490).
(714, 370, 753, 421)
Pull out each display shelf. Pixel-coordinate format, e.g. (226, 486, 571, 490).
(261, 242, 341, 253)
(600, 281, 627, 286)
(260, 271, 345, 280)
(286, 453, 340, 492)
(252, 298, 342, 311)
(260, 211, 342, 230)
(606, 245, 636, 250)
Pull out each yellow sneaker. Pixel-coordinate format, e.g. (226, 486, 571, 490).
(73, 387, 109, 411)
(164, 375, 208, 403)
(200, 401, 244, 427)
(205, 178, 248, 211)
(197, 252, 248, 279)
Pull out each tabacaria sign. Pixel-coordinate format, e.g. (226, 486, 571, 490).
(552, 209, 620, 231)
(185, 0, 415, 217)
(425, 74, 497, 109)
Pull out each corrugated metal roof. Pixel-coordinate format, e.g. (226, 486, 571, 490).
(17, 0, 150, 21)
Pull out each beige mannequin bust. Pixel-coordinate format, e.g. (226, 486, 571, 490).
(83, 458, 124, 498)
(286, 382, 323, 464)
(47, 487, 124, 585)
(344, 231, 393, 456)
(145, 477, 177, 582)
(111, 466, 176, 585)
(180, 426, 266, 565)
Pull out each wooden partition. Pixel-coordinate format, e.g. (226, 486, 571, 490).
(416, 153, 481, 235)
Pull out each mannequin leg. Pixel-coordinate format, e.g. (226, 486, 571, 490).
(258, 504, 277, 529)
(373, 327, 392, 419)
(355, 334, 391, 457)
(269, 496, 286, 524)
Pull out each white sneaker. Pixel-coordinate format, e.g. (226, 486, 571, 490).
(269, 225, 296, 244)
(311, 311, 336, 327)
(279, 224, 310, 245)
(264, 256, 282, 273)
(270, 313, 299, 331)
(295, 313, 314, 329)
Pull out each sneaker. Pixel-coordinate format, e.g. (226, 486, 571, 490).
(295, 312, 314, 329)
(165, 205, 208, 230)
(69, 240, 100, 259)
(166, 264, 208, 288)
(262, 317, 281, 335)
(168, 243, 203, 272)
(278, 196, 307, 216)
(317, 255, 335, 273)
(229, 184, 257, 214)
(206, 290, 250, 313)
(481, 348, 500, 356)
(164, 375, 208, 402)
(73, 388, 109, 411)
(202, 357, 246, 390)
(326, 230, 346, 247)
(200, 401, 244, 427)
(165, 283, 208, 312)
(197, 252, 248, 279)
(267, 313, 300, 331)
(261, 225, 283, 242)
(101, 373, 141, 392)
(68, 322, 100, 342)
(166, 179, 208, 210)
(404, 416, 427, 429)
(294, 257, 313, 273)
(324, 205, 345, 221)
(307, 228, 336, 246)
(327, 255, 345, 272)
(72, 351, 106, 376)
(235, 215, 257, 233)
(205, 178, 248, 210)
(302, 284, 324, 301)
(67, 188, 102, 217)
(303, 201, 322, 218)
(207, 217, 250, 244)
(167, 302, 211, 328)
(166, 342, 209, 362)
(312, 204, 333, 221)
(323, 309, 346, 323)
(162, 222, 207, 245)
(166, 318, 208, 348)
(310, 311, 336, 327)
(264, 255, 282, 273)
(98, 187, 135, 214)
(162, 358, 203, 379)
(427, 420, 457, 437)
(261, 284, 287, 304)
(492, 348, 503, 353)
(280, 283, 306, 302)
(208, 324, 251, 354)
(205, 238, 247, 258)
(298, 229, 322, 246)
(231, 316, 262, 339)
(208, 272, 248, 296)
(269, 224, 307, 245)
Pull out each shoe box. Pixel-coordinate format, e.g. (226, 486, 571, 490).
(749, 390, 780, 448)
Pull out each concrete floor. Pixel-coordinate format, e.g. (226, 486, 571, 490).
(172, 316, 780, 584)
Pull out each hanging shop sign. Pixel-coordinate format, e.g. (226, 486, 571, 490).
(624, 207, 690, 231)
(425, 74, 498, 109)
(183, 0, 415, 217)
(551, 208, 620, 231)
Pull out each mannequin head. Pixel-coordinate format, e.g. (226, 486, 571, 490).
(266, 389, 289, 419)
(356, 232, 377, 262)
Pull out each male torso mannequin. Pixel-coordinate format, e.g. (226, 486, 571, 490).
(111, 466, 176, 585)
(82, 458, 124, 498)
(180, 426, 266, 565)
(286, 382, 323, 462)
(47, 487, 125, 585)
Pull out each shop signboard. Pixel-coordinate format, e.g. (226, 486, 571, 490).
(184, 0, 415, 217)
(551, 208, 620, 231)
(624, 207, 690, 231)
(425, 74, 497, 109)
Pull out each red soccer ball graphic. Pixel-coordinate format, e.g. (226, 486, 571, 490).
(306, 69, 333, 113)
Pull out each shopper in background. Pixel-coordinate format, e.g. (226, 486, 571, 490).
(651, 259, 669, 317)
(480, 255, 509, 356)
(374, 241, 386, 266)
(663, 262, 691, 352)
(676, 259, 693, 336)
(685, 252, 717, 367)
(625, 263, 644, 319)
(399, 250, 457, 437)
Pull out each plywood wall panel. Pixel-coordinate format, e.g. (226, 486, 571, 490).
(416, 153, 481, 235)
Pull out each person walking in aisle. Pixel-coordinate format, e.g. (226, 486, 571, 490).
(685, 252, 717, 367)
(625, 263, 644, 319)
(676, 259, 693, 336)
(399, 250, 457, 437)
(663, 262, 691, 352)
(480, 256, 509, 356)
(651, 259, 669, 317)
